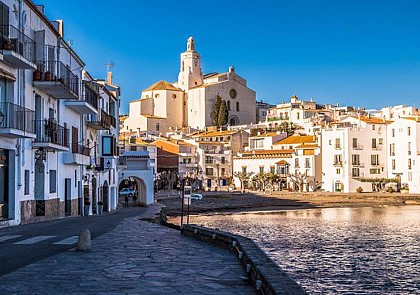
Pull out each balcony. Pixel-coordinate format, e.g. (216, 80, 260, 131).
(333, 161, 343, 167)
(0, 102, 35, 138)
(33, 61, 79, 99)
(87, 110, 116, 130)
(179, 163, 198, 168)
(64, 81, 99, 114)
(63, 144, 91, 165)
(352, 144, 363, 150)
(352, 162, 365, 168)
(179, 152, 197, 157)
(0, 25, 36, 69)
(32, 120, 69, 151)
(372, 146, 382, 151)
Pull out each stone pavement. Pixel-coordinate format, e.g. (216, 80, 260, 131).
(0, 206, 254, 295)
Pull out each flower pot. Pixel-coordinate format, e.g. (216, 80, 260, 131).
(33, 70, 41, 81)
(45, 71, 53, 81)
(3, 43, 13, 50)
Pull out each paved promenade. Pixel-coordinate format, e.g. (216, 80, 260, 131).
(0, 206, 254, 295)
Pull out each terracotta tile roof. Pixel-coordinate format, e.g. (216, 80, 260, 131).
(143, 80, 181, 92)
(274, 135, 316, 145)
(295, 143, 319, 149)
(193, 130, 238, 138)
(235, 149, 294, 159)
(354, 116, 391, 124)
(401, 116, 420, 122)
(250, 132, 279, 138)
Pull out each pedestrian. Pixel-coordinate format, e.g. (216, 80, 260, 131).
(124, 195, 128, 206)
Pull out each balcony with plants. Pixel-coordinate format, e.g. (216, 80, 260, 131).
(0, 25, 36, 69)
(87, 109, 116, 130)
(33, 60, 79, 99)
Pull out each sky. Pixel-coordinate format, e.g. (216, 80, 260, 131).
(38, 0, 420, 114)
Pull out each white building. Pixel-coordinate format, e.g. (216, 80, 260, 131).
(387, 117, 420, 193)
(123, 37, 256, 133)
(0, 1, 120, 226)
(321, 116, 388, 193)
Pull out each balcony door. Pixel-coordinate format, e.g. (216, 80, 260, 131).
(34, 159, 45, 200)
(72, 127, 78, 153)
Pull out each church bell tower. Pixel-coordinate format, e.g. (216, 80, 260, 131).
(178, 37, 203, 91)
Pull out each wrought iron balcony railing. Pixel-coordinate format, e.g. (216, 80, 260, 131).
(0, 24, 35, 63)
(34, 119, 69, 147)
(72, 143, 90, 156)
(34, 61, 79, 97)
(0, 102, 35, 133)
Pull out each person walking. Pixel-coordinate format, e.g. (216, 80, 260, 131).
(124, 195, 129, 206)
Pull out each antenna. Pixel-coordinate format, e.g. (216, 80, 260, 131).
(106, 61, 115, 73)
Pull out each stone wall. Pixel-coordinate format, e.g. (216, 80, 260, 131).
(20, 198, 74, 224)
(181, 224, 307, 295)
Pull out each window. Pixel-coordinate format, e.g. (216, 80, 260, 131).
(305, 158, 310, 168)
(221, 157, 225, 164)
(352, 138, 357, 148)
(242, 166, 247, 173)
(236, 101, 240, 111)
(336, 168, 341, 174)
(205, 168, 213, 176)
(270, 166, 275, 173)
(408, 127, 411, 136)
(102, 136, 114, 156)
(221, 168, 225, 175)
(294, 158, 299, 168)
(48, 170, 57, 193)
(372, 124, 375, 130)
(156, 123, 160, 131)
(334, 155, 342, 165)
(352, 154, 360, 165)
(24, 170, 30, 195)
(227, 101, 231, 111)
(205, 156, 213, 164)
(372, 138, 377, 149)
(408, 159, 412, 170)
(259, 166, 264, 173)
(229, 89, 237, 98)
(370, 168, 381, 174)
(390, 143, 395, 156)
(352, 168, 359, 177)
(335, 138, 341, 149)
(392, 129, 395, 137)
(371, 154, 379, 166)
(254, 139, 264, 149)
(379, 138, 383, 145)
(408, 142, 411, 155)
(392, 159, 396, 170)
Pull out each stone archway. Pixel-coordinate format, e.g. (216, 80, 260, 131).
(119, 176, 148, 205)
(229, 115, 239, 126)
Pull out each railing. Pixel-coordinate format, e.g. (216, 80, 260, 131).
(34, 119, 69, 147)
(35, 61, 79, 96)
(101, 110, 116, 128)
(334, 145, 342, 150)
(72, 143, 90, 156)
(82, 81, 99, 109)
(333, 161, 343, 167)
(0, 102, 35, 133)
(0, 25, 35, 62)
(353, 144, 363, 150)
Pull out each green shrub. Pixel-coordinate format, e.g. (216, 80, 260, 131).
(387, 186, 394, 193)
(356, 187, 363, 193)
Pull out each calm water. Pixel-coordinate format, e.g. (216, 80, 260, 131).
(188, 206, 420, 294)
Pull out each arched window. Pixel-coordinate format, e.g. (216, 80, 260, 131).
(236, 101, 240, 112)
(280, 112, 283, 119)
(227, 101, 231, 111)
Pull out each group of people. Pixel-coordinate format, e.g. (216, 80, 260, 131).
(124, 194, 138, 206)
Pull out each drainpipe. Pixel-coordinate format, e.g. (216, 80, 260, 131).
(16, 0, 24, 190)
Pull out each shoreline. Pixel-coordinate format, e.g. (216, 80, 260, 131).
(158, 191, 420, 218)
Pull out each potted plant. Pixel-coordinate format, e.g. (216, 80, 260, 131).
(33, 69, 42, 81)
(84, 201, 91, 216)
(3, 37, 13, 50)
(97, 201, 104, 215)
(44, 71, 53, 81)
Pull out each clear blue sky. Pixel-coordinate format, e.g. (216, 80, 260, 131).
(39, 0, 420, 114)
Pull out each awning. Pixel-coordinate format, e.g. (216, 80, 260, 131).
(275, 160, 289, 165)
(0, 68, 16, 81)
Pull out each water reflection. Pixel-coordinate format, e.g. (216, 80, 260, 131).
(189, 206, 420, 294)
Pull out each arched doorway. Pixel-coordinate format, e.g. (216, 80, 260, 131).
(118, 176, 148, 205)
(103, 181, 109, 212)
(229, 115, 239, 126)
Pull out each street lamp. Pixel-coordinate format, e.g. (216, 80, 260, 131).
(106, 160, 111, 170)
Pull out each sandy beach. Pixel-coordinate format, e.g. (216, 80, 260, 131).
(158, 190, 420, 217)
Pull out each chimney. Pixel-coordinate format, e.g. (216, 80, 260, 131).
(107, 71, 113, 84)
(36, 5, 45, 14)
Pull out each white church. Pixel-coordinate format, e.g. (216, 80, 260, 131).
(123, 37, 256, 133)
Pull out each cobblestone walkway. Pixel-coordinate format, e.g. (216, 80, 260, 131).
(0, 216, 254, 294)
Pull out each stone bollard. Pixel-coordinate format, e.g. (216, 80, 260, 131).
(76, 229, 91, 251)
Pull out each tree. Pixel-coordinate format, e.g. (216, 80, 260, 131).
(218, 100, 229, 126)
(211, 95, 222, 126)
(289, 171, 308, 192)
(234, 171, 254, 193)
